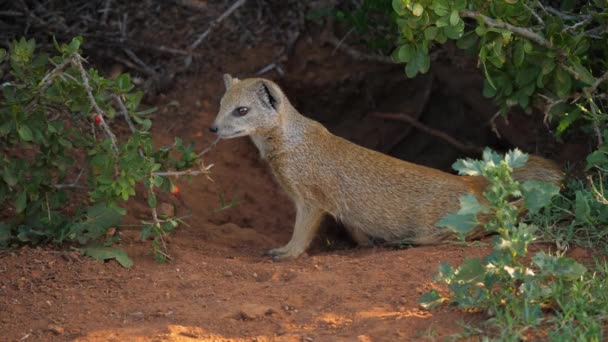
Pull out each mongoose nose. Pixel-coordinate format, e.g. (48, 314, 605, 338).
(209, 125, 218, 133)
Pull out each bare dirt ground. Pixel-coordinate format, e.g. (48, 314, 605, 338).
(0, 1, 596, 341)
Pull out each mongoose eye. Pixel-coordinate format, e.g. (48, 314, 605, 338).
(234, 107, 249, 117)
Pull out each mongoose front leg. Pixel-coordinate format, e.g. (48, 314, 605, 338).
(267, 202, 324, 261)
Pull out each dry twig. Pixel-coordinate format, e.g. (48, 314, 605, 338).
(72, 54, 119, 152)
(460, 10, 552, 49)
(374, 111, 483, 154)
(190, 0, 247, 50)
(324, 34, 394, 64)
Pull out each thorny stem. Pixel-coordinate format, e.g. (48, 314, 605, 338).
(112, 94, 136, 134)
(146, 184, 172, 260)
(72, 54, 119, 153)
(152, 163, 214, 177)
(53, 169, 85, 189)
(37, 58, 71, 92)
(460, 10, 552, 49)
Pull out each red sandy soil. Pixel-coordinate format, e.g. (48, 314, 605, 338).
(0, 27, 599, 342)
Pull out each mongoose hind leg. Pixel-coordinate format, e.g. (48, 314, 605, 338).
(267, 203, 324, 261)
(348, 227, 373, 247)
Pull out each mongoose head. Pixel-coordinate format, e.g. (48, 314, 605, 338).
(210, 74, 284, 139)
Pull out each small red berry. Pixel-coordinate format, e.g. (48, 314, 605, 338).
(171, 186, 179, 195)
(94, 115, 101, 124)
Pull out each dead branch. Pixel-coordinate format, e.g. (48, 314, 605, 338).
(37, 59, 71, 92)
(384, 75, 434, 153)
(53, 169, 85, 189)
(373, 111, 483, 154)
(174, 0, 208, 11)
(324, 34, 394, 64)
(190, 0, 247, 50)
(523, 3, 544, 27)
(152, 163, 214, 178)
(198, 137, 221, 157)
(112, 94, 136, 134)
(123, 48, 157, 77)
(587, 70, 608, 95)
(100, 0, 112, 24)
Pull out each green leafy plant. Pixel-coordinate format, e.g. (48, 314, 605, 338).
(317, 1, 608, 157)
(0, 37, 213, 265)
(419, 149, 606, 340)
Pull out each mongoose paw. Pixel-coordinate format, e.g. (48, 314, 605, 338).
(265, 247, 288, 257)
(265, 246, 305, 261)
(271, 251, 304, 262)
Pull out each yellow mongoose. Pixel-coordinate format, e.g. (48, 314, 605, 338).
(210, 74, 563, 261)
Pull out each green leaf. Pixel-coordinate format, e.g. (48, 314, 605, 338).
(452, 158, 482, 176)
(444, 19, 464, 39)
(0, 223, 11, 247)
(135, 107, 157, 116)
(574, 190, 591, 223)
(392, 0, 408, 15)
(66, 36, 83, 54)
(424, 26, 438, 40)
(140, 225, 153, 239)
(505, 149, 528, 168)
(436, 262, 454, 282)
(18, 126, 33, 141)
(14, 191, 27, 213)
(586, 148, 608, 170)
(405, 55, 419, 78)
(521, 181, 560, 214)
(436, 213, 477, 235)
(482, 79, 497, 97)
(418, 50, 430, 74)
(397, 44, 415, 63)
(116, 73, 134, 92)
(555, 67, 572, 99)
(569, 60, 595, 85)
(69, 203, 124, 243)
(436, 15, 450, 28)
(140, 119, 152, 131)
(482, 148, 503, 166)
(457, 194, 487, 215)
(454, 258, 485, 283)
(3, 168, 17, 187)
(412, 3, 424, 16)
(77, 244, 133, 268)
(454, 0, 467, 11)
(431, 0, 450, 16)
(418, 290, 445, 309)
(532, 252, 586, 280)
(450, 10, 460, 26)
(148, 194, 157, 208)
(514, 40, 525, 67)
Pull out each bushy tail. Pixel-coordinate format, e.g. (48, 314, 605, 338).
(465, 155, 563, 241)
(512, 155, 564, 186)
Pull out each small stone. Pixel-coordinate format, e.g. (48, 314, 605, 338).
(224, 271, 233, 277)
(357, 336, 372, 342)
(47, 324, 64, 335)
(129, 311, 144, 320)
(237, 304, 274, 320)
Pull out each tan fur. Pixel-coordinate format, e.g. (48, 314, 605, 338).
(211, 75, 563, 261)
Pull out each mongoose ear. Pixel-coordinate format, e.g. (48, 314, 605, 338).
(258, 80, 282, 111)
(223, 74, 240, 90)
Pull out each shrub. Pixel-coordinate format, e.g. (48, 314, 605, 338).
(419, 149, 607, 340)
(0, 37, 212, 265)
